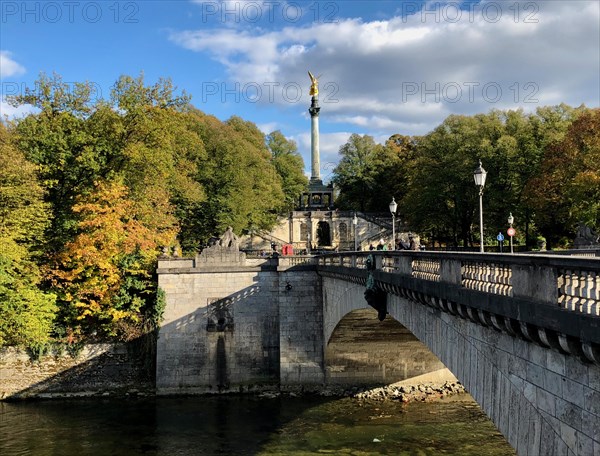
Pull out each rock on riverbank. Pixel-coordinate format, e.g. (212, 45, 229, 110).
(352, 381, 465, 402)
(264, 381, 466, 403)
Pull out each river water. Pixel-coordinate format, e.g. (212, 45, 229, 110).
(0, 394, 515, 456)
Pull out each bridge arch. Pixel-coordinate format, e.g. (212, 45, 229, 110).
(325, 307, 449, 387)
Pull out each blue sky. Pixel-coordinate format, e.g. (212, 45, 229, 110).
(1, 1, 599, 177)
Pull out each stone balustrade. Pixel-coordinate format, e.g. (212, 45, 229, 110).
(318, 251, 600, 316)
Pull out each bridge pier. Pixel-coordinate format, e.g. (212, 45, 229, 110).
(156, 254, 324, 394)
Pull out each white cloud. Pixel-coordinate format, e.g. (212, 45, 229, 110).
(257, 121, 278, 134)
(0, 51, 25, 78)
(0, 99, 37, 120)
(174, 0, 599, 161)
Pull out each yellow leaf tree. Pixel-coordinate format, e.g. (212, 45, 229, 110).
(49, 180, 176, 339)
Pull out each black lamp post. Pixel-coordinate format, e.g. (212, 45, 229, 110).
(473, 160, 487, 253)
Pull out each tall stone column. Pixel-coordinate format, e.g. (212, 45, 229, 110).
(309, 96, 321, 182)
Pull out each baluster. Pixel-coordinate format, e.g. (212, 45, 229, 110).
(557, 270, 567, 309)
(593, 272, 600, 316)
(482, 263, 489, 292)
(469, 262, 476, 289)
(490, 264, 498, 294)
(483, 264, 490, 293)
(462, 262, 471, 289)
(573, 271, 582, 312)
(496, 265, 503, 295)
(580, 271, 590, 314)
(562, 270, 573, 311)
(500, 265, 507, 295)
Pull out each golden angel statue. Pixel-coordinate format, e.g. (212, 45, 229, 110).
(308, 71, 319, 97)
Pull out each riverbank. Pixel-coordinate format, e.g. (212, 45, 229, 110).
(2, 344, 465, 403)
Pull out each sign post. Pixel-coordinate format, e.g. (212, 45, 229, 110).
(507, 227, 516, 254)
(497, 232, 505, 253)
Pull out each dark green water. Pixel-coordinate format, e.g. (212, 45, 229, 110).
(0, 394, 515, 456)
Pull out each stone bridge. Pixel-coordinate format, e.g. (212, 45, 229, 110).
(156, 250, 600, 456)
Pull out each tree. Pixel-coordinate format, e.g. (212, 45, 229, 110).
(0, 123, 57, 349)
(515, 104, 584, 247)
(267, 131, 308, 211)
(9, 73, 206, 255)
(187, 111, 285, 241)
(48, 180, 176, 339)
(369, 134, 417, 213)
(526, 108, 600, 246)
(333, 134, 384, 211)
(8, 73, 111, 251)
(402, 114, 490, 247)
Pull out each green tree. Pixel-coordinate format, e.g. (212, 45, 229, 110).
(402, 114, 491, 247)
(0, 123, 57, 348)
(108, 75, 205, 251)
(187, 111, 285, 241)
(8, 73, 110, 251)
(333, 134, 384, 211)
(399, 106, 585, 249)
(9, 73, 206, 255)
(369, 134, 417, 213)
(267, 131, 308, 211)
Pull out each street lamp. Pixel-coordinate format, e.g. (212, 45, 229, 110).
(473, 160, 487, 253)
(353, 212, 358, 251)
(389, 197, 397, 251)
(508, 212, 514, 254)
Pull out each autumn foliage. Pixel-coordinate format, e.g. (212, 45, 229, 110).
(48, 181, 176, 338)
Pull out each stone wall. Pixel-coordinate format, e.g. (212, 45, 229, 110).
(157, 266, 280, 393)
(0, 342, 153, 400)
(157, 260, 450, 394)
(156, 256, 324, 393)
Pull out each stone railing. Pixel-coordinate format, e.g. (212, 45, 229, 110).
(461, 260, 512, 296)
(278, 255, 317, 268)
(558, 268, 599, 315)
(317, 251, 600, 317)
(316, 251, 600, 364)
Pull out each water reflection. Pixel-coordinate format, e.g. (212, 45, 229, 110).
(0, 395, 515, 456)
